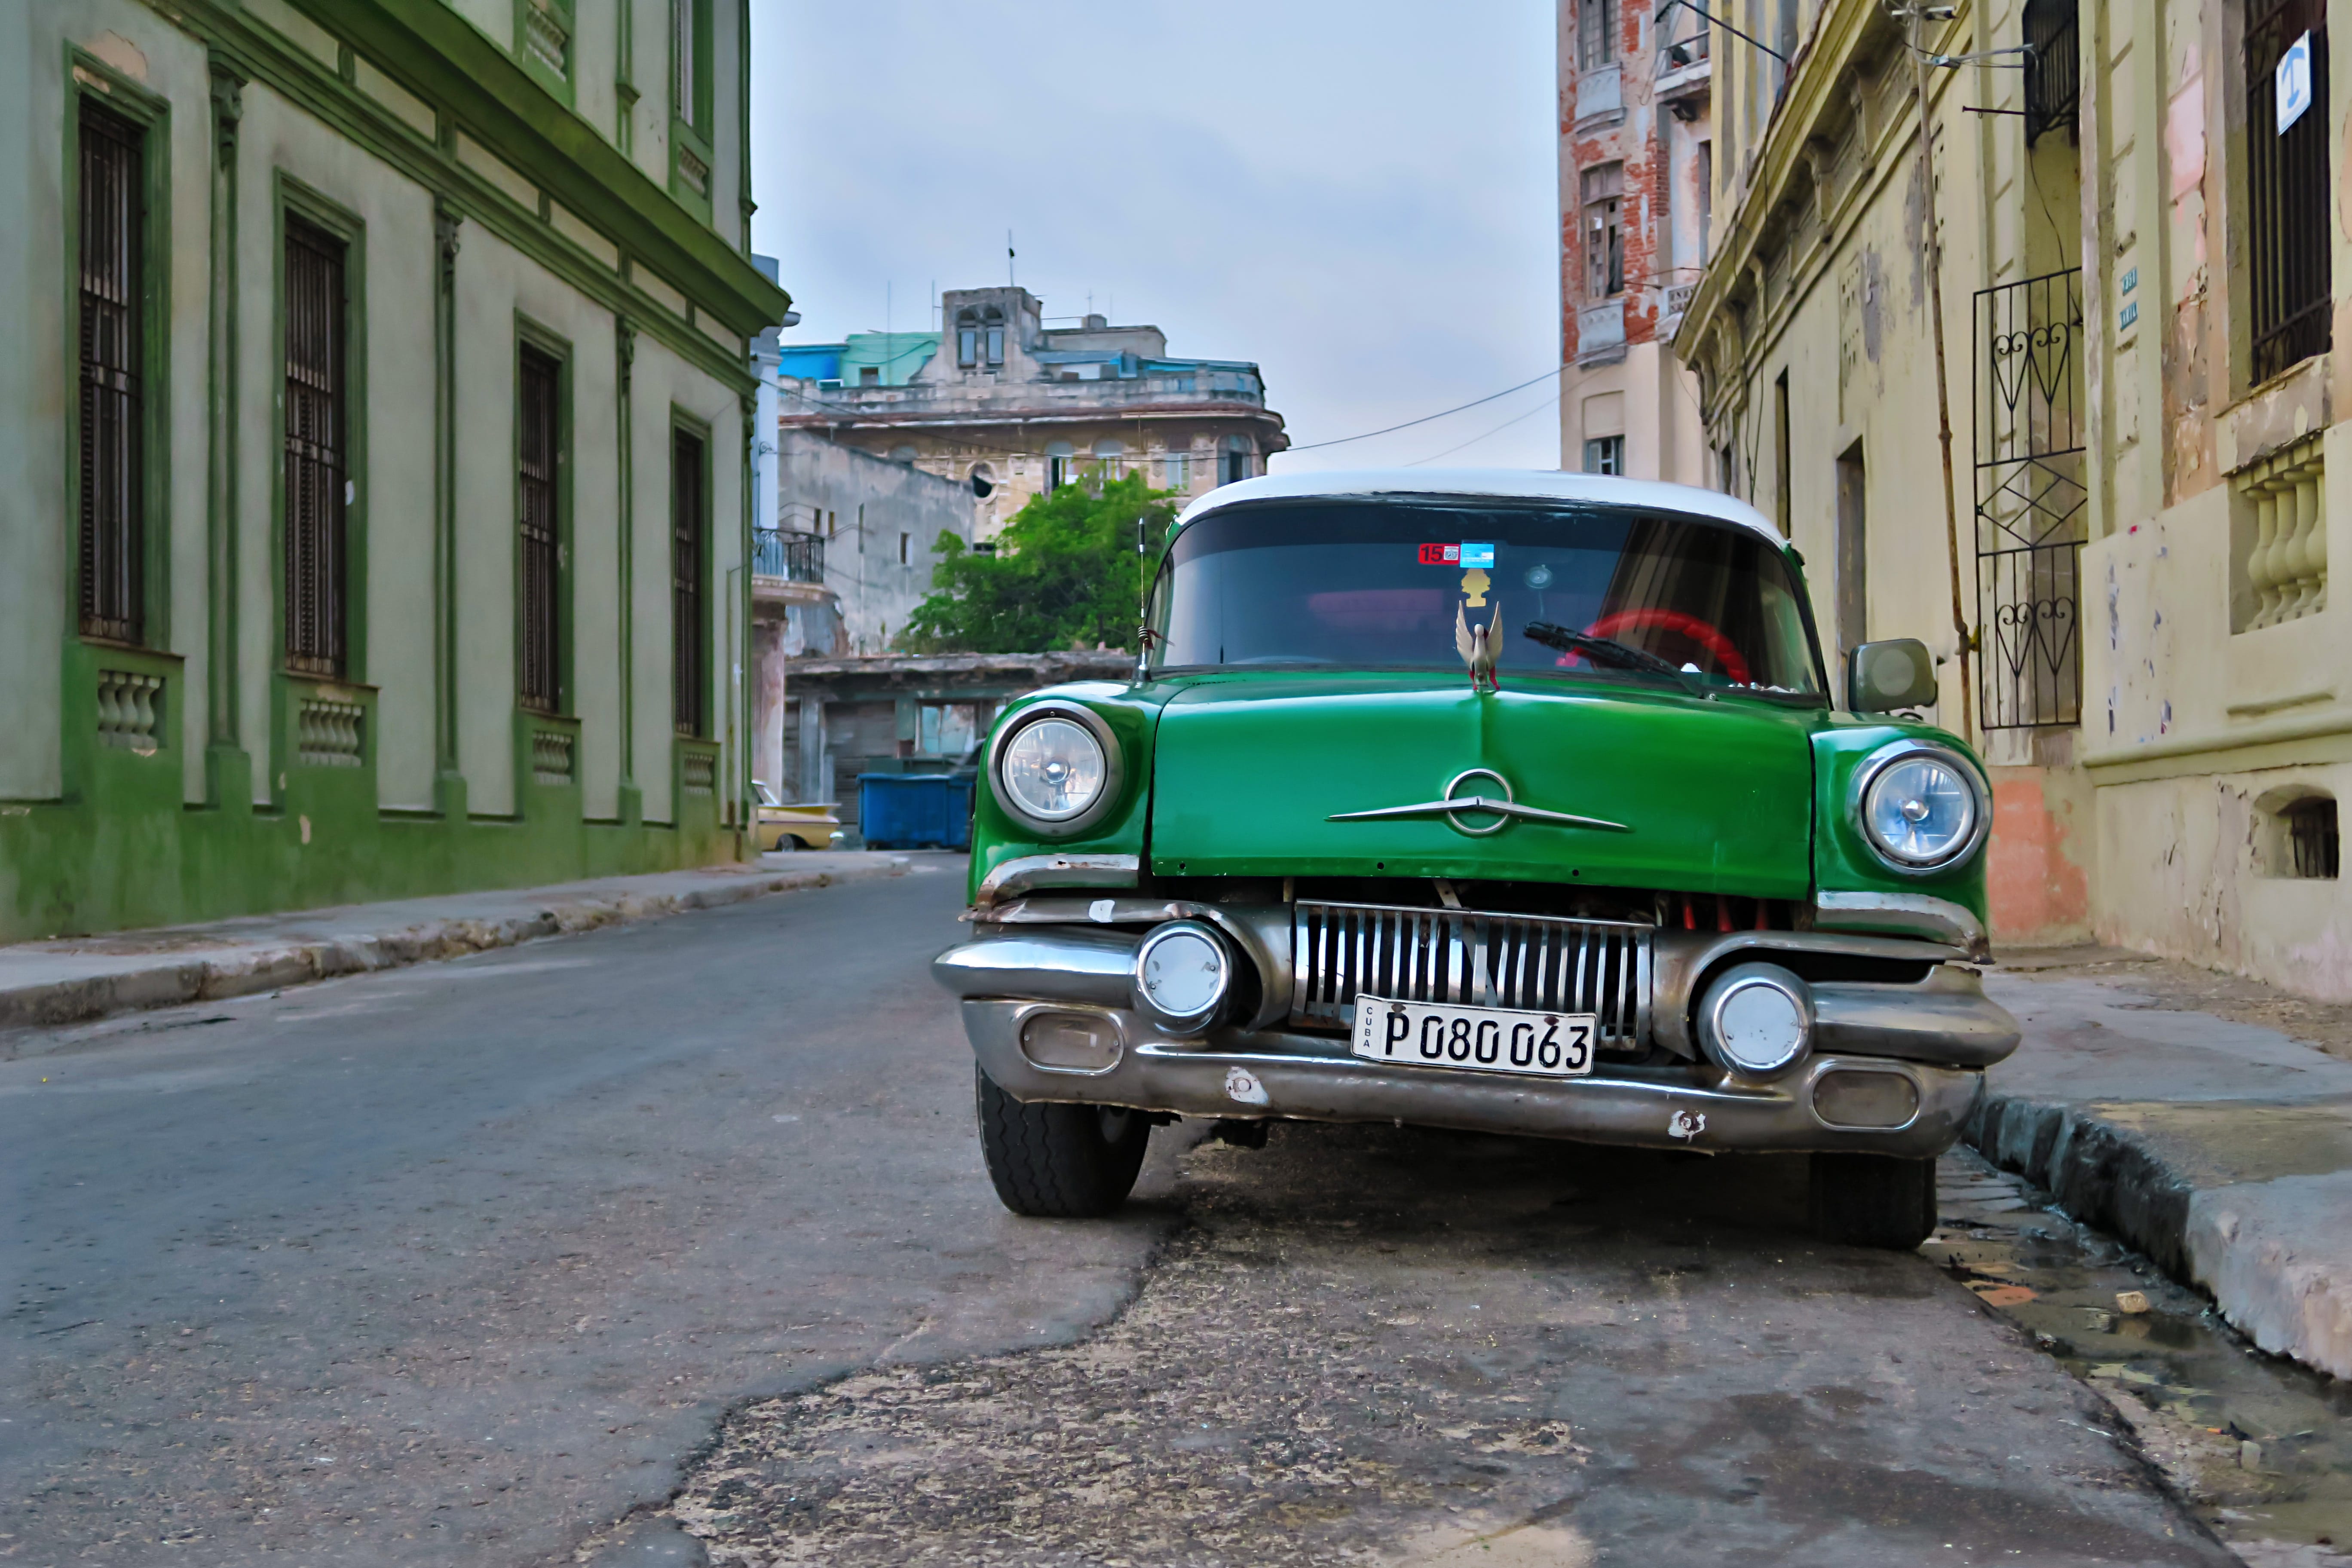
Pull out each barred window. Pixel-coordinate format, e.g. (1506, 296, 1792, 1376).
(2022, 0, 2080, 143)
(2288, 797, 2340, 879)
(284, 220, 349, 677)
(79, 101, 145, 645)
(671, 0, 706, 132)
(1578, 0, 1617, 69)
(2246, 0, 2331, 383)
(518, 346, 561, 713)
(1583, 163, 1625, 300)
(671, 428, 706, 737)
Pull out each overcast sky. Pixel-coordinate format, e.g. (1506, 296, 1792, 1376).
(747, 0, 1562, 473)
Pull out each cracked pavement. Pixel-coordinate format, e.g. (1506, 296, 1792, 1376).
(3, 860, 2238, 1564)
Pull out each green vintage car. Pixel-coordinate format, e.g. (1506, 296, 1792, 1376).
(933, 471, 2017, 1249)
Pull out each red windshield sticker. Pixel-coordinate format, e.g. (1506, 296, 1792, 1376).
(1419, 543, 1461, 565)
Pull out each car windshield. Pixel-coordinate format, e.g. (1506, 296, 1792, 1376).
(1144, 498, 1825, 697)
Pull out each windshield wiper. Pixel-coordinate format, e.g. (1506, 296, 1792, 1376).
(1523, 622, 1710, 698)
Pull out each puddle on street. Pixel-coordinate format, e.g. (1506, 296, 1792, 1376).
(1935, 1147, 2352, 1562)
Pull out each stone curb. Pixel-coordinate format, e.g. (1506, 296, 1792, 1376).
(0, 861, 906, 1043)
(1965, 1091, 2352, 1381)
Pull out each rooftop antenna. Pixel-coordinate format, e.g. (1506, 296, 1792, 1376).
(1134, 513, 1150, 684)
(1007, 230, 1016, 288)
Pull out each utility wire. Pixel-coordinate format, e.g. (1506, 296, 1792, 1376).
(1407, 388, 1564, 466)
(1280, 367, 1566, 453)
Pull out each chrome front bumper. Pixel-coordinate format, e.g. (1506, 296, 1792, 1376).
(955, 998, 1982, 1157)
(934, 917, 2015, 1156)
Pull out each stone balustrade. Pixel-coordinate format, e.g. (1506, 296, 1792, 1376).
(2240, 435, 2327, 630)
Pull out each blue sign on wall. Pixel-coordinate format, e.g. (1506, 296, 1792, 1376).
(2277, 31, 2314, 133)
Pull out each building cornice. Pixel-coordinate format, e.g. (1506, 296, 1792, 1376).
(156, 0, 774, 389)
(1672, 0, 1962, 383)
(273, 0, 790, 336)
(778, 401, 1290, 446)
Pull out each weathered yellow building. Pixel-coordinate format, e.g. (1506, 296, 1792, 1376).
(1674, 0, 2346, 997)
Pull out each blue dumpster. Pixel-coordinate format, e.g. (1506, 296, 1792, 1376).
(857, 773, 973, 850)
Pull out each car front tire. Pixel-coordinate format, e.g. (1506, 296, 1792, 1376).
(974, 1066, 1149, 1218)
(1809, 1152, 1938, 1250)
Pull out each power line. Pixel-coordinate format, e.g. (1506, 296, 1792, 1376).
(1407, 387, 1563, 466)
(1280, 367, 1566, 453)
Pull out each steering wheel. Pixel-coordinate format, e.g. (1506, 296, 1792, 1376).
(1585, 608, 1750, 685)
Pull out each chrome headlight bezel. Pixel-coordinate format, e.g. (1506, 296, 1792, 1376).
(1847, 739, 1991, 876)
(1131, 919, 1232, 1034)
(987, 700, 1124, 838)
(1695, 961, 1815, 1081)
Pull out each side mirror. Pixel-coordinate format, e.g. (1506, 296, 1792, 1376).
(1847, 639, 1939, 713)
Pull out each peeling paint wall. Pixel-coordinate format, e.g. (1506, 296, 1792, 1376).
(1555, 0, 1710, 484)
(2073, 0, 2352, 1000)
(1674, 0, 2106, 949)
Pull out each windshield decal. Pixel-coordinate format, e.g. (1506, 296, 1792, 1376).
(1418, 542, 1461, 565)
(1461, 567, 1491, 606)
(1459, 542, 1496, 568)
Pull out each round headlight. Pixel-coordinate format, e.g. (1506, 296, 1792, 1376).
(1859, 747, 1985, 871)
(1133, 920, 1231, 1031)
(997, 714, 1109, 825)
(1696, 962, 1813, 1079)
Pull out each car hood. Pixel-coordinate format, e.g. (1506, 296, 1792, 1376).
(1148, 672, 1817, 897)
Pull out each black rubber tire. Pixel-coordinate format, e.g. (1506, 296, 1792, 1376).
(974, 1066, 1151, 1218)
(1810, 1152, 1939, 1250)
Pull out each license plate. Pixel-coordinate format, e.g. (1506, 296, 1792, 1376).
(1350, 995, 1596, 1078)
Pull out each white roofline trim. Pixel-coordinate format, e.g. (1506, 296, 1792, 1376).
(1173, 468, 1785, 543)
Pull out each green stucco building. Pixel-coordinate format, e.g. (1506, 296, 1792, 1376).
(2, 0, 789, 941)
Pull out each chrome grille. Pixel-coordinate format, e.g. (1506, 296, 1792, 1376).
(1289, 900, 1652, 1047)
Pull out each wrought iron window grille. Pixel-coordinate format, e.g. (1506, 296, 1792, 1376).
(2022, 0, 2080, 143)
(671, 429, 706, 738)
(2245, 0, 2331, 384)
(518, 346, 561, 714)
(1972, 268, 2086, 730)
(78, 101, 145, 646)
(283, 220, 349, 677)
(2287, 797, 2340, 879)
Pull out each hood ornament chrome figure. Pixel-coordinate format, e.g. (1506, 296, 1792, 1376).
(1456, 600, 1500, 693)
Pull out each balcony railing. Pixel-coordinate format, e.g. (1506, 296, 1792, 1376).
(754, 527, 824, 583)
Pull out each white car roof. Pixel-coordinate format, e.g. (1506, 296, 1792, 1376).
(1175, 467, 1783, 543)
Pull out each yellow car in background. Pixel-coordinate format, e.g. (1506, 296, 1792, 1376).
(753, 782, 844, 852)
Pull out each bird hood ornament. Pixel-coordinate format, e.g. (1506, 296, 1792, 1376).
(1456, 599, 1501, 693)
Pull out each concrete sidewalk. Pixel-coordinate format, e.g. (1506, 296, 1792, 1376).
(0, 851, 910, 1046)
(1973, 956, 2352, 1382)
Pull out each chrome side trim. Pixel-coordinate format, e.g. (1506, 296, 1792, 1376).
(1328, 767, 1630, 836)
(1326, 797, 1631, 833)
(973, 852, 1140, 909)
(1813, 890, 1990, 959)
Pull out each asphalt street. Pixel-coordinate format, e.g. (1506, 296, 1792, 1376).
(3, 860, 2230, 1565)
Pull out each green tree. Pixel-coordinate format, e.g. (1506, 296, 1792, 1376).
(900, 470, 1174, 653)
